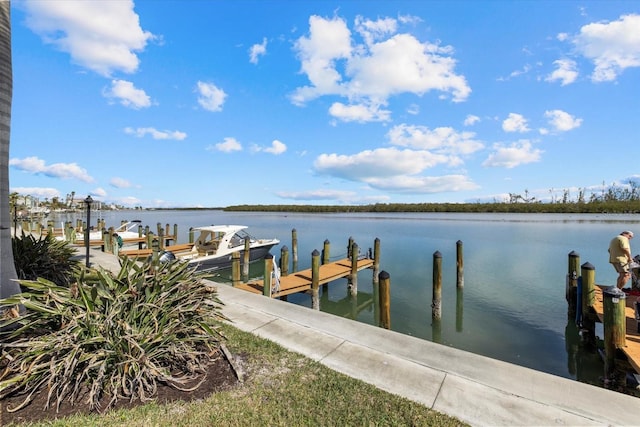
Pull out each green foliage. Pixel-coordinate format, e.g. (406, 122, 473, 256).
(11, 232, 81, 288)
(0, 257, 227, 413)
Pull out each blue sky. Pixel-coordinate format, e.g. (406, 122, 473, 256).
(8, 0, 640, 208)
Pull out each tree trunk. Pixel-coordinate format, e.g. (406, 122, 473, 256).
(0, 0, 22, 303)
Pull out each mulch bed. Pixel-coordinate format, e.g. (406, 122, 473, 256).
(0, 356, 240, 425)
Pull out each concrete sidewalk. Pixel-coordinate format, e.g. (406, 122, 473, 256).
(87, 248, 640, 426)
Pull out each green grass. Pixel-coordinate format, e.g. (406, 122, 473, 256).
(12, 324, 468, 427)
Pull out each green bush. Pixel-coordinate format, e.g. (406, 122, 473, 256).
(12, 232, 80, 288)
(0, 256, 227, 412)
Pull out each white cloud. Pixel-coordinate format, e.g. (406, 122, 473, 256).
(291, 15, 470, 120)
(110, 177, 132, 188)
(463, 115, 480, 126)
(211, 137, 242, 153)
(544, 109, 582, 132)
(22, 0, 154, 77)
(249, 37, 268, 64)
(124, 127, 187, 140)
(103, 79, 151, 109)
(387, 124, 484, 156)
(328, 102, 391, 123)
(314, 147, 450, 181)
(264, 140, 287, 155)
(10, 156, 93, 182)
(276, 189, 357, 201)
(502, 113, 530, 133)
(545, 59, 578, 86)
(482, 140, 542, 168)
(91, 187, 107, 197)
(10, 187, 60, 200)
(365, 174, 479, 193)
(196, 81, 227, 112)
(572, 14, 640, 82)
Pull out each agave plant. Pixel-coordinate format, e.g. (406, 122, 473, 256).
(0, 256, 227, 412)
(12, 232, 80, 288)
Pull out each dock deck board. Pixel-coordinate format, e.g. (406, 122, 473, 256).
(235, 257, 375, 298)
(592, 286, 640, 373)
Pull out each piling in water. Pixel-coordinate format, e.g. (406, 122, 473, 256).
(432, 251, 442, 320)
(379, 270, 390, 329)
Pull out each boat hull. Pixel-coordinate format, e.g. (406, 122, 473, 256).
(187, 243, 277, 273)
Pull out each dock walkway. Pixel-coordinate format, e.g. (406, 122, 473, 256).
(593, 286, 640, 373)
(234, 257, 374, 298)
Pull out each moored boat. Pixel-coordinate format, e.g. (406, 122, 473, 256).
(165, 225, 279, 273)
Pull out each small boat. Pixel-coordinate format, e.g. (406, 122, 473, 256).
(55, 220, 144, 246)
(166, 225, 280, 272)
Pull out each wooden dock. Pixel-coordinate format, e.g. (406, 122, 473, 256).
(234, 257, 375, 298)
(592, 286, 640, 373)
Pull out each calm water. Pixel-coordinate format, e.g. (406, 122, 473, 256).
(50, 210, 640, 385)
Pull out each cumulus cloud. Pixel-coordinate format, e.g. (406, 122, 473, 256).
(387, 124, 484, 156)
(210, 137, 242, 153)
(196, 81, 227, 112)
(11, 187, 60, 200)
(502, 113, 530, 133)
(463, 114, 480, 126)
(110, 177, 132, 188)
(291, 15, 470, 122)
(545, 59, 578, 86)
(103, 79, 152, 109)
(10, 156, 93, 182)
(263, 140, 287, 155)
(482, 140, 542, 168)
(544, 109, 582, 132)
(124, 127, 187, 140)
(572, 14, 640, 82)
(249, 37, 267, 64)
(21, 0, 154, 76)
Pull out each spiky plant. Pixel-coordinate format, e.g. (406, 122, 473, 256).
(0, 256, 227, 412)
(12, 232, 80, 288)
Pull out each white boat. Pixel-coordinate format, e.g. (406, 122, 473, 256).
(56, 219, 144, 245)
(165, 225, 279, 272)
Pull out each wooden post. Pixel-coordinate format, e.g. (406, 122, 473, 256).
(567, 251, 580, 315)
(603, 288, 626, 380)
(580, 262, 596, 346)
(372, 238, 380, 287)
(322, 239, 330, 264)
(379, 271, 390, 329)
(456, 287, 464, 332)
(347, 236, 354, 259)
(156, 222, 162, 236)
(311, 249, 320, 310)
(231, 252, 241, 287)
(173, 224, 178, 243)
(432, 251, 442, 320)
(243, 236, 250, 277)
(456, 240, 464, 289)
(291, 229, 298, 270)
(280, 246, 289, 276)
(188, 227, 194, 244)
(263, 254, 273, 297)
(349, 243, 359, 296)
(138, 225, 144, 249)
(158, 227, 166, 250)
(151, 238, 160, 263)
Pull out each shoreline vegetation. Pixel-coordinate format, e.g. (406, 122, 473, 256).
(154, 200, 640, 214)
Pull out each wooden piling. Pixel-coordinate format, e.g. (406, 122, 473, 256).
(311, 249, 320, 310)
(580, 262, 596, 346)
(232, 252, 241, 287)
(158, 228, 165, 250)
(432, 251, 442, 320)
(188, 227, 194, 244)
(322, 239, 330, 264)
(291, 229, 298, 267)
(280, 246, 289, 276)
(372, 238, 380, 286)
(347, 237, 354, 259)
(349, 243, 359, 296)
(567, 251, 580, 315)
(603, 288, 627, 379)
(263, 254, 273, 297)
(456, 240, 464, 289)
(243, 237, 250, 277)
(379, 270, 390, 329)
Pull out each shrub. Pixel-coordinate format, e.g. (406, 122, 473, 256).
(12, 232, 80, 288)
(0, 256, 227, 412)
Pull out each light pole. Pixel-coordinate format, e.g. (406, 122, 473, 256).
(84, 195, 93, 268)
